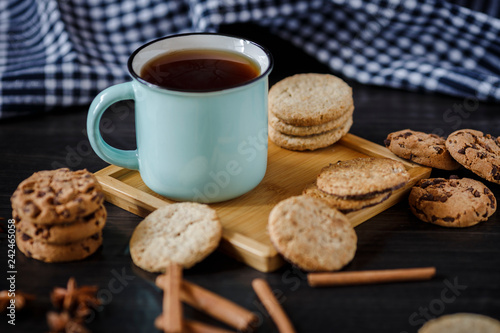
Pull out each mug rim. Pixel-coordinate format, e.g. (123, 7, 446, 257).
(127, 32, 274, 93)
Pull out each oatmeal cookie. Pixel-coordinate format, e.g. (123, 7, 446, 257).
(129, 202, 222, 272)
(316, 157, 409, 199)
(268, 195, 357, 271)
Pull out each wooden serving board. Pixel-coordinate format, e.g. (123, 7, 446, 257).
(94, 134, 431, 272)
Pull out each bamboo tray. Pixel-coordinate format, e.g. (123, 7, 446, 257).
(94, 134, 431, 272)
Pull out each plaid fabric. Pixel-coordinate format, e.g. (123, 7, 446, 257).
(1, 0, 500, 119)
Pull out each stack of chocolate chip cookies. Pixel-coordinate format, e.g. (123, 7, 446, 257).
(268, 73, 354, 151)
(11, 168, 106, 262)
(304, 157, 410, 212)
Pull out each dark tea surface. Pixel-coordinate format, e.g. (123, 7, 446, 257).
(140, 49, 260, 91)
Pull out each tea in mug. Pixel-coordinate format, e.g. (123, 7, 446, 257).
(140, 49, 260, 91)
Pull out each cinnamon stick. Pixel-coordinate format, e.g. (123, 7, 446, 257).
(308, 267, 436, 287)
(155, 316, 234, 333)
(157, 263, 183, 333)
(156, 277, 257, 331)
(251, 279, 296, 333)
(183, 319, 235, 333)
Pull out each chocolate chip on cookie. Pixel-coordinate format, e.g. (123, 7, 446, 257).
(385, 129, 460, 170)
(316, 157, 410, 199)
(409, 177, 496, 227)
(446, 129, 500, 183)
(15, 204, 107, 244)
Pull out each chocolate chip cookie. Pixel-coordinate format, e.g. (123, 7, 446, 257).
(446, 129, 500, 183)
(268, 195, 357, 271)
(16, 232, 102, 263)
(15, 204, 107, 244)
(11, 168, 105, 224)
(385, 129, 460, 170)
(316, 157, 410, 199)
(409, 177, 496, 227)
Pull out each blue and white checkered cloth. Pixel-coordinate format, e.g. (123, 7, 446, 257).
(1, 0, 500, 119)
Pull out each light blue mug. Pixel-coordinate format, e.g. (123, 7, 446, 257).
(87, 33, 273, 203)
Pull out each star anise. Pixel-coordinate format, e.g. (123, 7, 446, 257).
(50, 277, 100, 318)
(47, 311, 91, 333)
(48, 278, 99, 333)
(47, 311, 71, 332)
(0, 290, 35, 311)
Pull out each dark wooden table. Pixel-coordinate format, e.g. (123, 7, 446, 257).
(1, 24, 500, 333)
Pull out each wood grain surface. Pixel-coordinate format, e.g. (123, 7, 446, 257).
(95, 134, 431, 272)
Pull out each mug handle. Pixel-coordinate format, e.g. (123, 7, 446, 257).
(87, 82, 139, 170)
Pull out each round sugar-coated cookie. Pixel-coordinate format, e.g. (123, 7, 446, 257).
(15, 204, 107, 244)
(11, 168, 105, 224)
(268, 195, 357, 271)
(129, 202, 222, 272)
(269, 106, 354, 137)
(302, 182, 391, 213)
(418, 313, 500, 333)
(385, 129, 460, 170)
(446, 129, 500, 183)
(269, 116, 352, 151)
(16, 231, 102, 263)
(408, 177, 496, 227)
(316, 157, 409, 199)
(269, 73, 353, 126)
